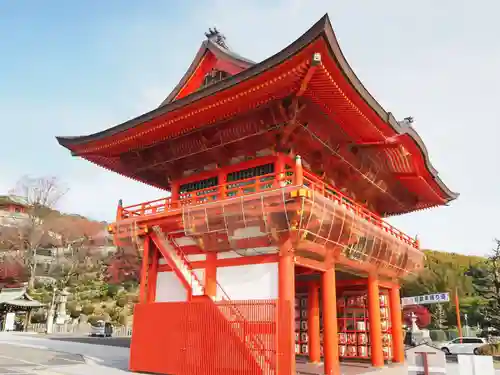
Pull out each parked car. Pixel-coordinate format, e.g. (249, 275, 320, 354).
(440, 337, 487, 355)
(89, 320, 113, 337)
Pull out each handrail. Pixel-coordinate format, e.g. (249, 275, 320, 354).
(119, 169, 417, 249)
(122, 171, 289, 217)
(166, 234, 273, 372)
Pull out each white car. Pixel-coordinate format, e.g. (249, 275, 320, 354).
(440, 337, 487, 355)
(89, 320, 113, 338)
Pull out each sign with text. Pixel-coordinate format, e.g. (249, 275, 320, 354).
(402, 292, 450, 307)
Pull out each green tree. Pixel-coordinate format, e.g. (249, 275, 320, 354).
(468, 240, 500, 329)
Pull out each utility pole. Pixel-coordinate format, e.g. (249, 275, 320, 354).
(454, 287, 463, 340)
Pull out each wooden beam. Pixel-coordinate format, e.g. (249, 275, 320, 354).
(296, 53, 320, 97)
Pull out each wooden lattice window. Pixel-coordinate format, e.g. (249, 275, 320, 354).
(180, 177, 219, 201)
(226, 163, 275, 196)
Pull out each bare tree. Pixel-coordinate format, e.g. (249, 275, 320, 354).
(8, 176, 68, 289)
(45, 215, 105, 289)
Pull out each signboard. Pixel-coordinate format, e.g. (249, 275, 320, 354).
(401, 292, 450, 307)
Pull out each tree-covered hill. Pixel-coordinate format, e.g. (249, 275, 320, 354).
(402, 249, 490, 329)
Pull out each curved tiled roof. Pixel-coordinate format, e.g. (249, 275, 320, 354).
(56, 14, 458, 203)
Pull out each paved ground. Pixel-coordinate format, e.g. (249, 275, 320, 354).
(0, 332, 497, 375)
(0, 333, 133, 374)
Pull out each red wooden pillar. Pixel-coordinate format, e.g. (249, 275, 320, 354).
(170, 181, 179, 208)
(278, 239, 295, 375)
(308, 281, 321, 363)
(205, 252, 217, 299)
(389, 285, 404, 363)
(147, 242, 159, 303)
(322, 267, 339, 375)
(368, 274, 384, 367)
(139, 234, 151, 304)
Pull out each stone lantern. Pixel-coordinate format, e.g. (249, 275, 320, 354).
(55, 289, 70, 325)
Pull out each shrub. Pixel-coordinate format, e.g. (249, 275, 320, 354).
(67, 301, 82, 319)
(116, 296, 128, 308)
(129, 294, 139, 304)
(106, 284, 120, 298)
(117, 312, 128, 326)
(446, 330, 459, 340)
(108, 307, 121, 321)
(430, 330, 447, 342)
(30, 310, 46, 324)
(81, 304, 95, 316)
(477, 343, 500, 356)
(40, 292, 53, 304)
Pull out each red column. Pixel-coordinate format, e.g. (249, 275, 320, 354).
(205, 252, 217, 298)
(322, 267, 339, 375)
(139, 234, 151, 304)
(389, 285, 404, 363)
(170, 181, 179, 208)
(308, 281, 321, 363)
(278, 239, 296, 375)
(368, 274, 384, 367)
(147, 242, 159, 303)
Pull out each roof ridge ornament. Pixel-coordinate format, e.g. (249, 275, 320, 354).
(205, 27, 229, 49)
(399, 116, 414, 127)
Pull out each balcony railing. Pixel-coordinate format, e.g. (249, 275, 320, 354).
(117, 169, 418, 249)
(301, 171, 417, 248)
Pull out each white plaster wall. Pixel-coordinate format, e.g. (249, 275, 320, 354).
(155, 269, 206, 301)
(155, 272, 187, 302)
(216, 263, 278, 301)
(186, 254, 206, 262)
(192, 268, 205, 296)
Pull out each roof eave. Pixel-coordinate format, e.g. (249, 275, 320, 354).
(56, 13, 458, 203)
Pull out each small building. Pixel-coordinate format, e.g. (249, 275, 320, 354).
(0, 287, 44, 331)
(0, 195, 28, 227)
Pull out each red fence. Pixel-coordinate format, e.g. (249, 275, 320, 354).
(130, 299, 292, 375)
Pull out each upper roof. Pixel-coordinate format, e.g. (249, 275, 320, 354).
(0, 287, 44, 308)
(56, 14, 458, 211)
(159, 28, 255, 106)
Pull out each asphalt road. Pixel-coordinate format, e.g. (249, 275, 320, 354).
(0, 342, 85, 374)
(48, 335, 131, 348)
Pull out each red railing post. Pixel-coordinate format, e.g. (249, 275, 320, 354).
(218, 170, 226, 200)
(116, 199, 123, 221)
(275, 154, 285, 187)
(295, 155, 303, 186)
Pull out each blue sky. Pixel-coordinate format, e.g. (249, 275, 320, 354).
(0, 0, 498, 255)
